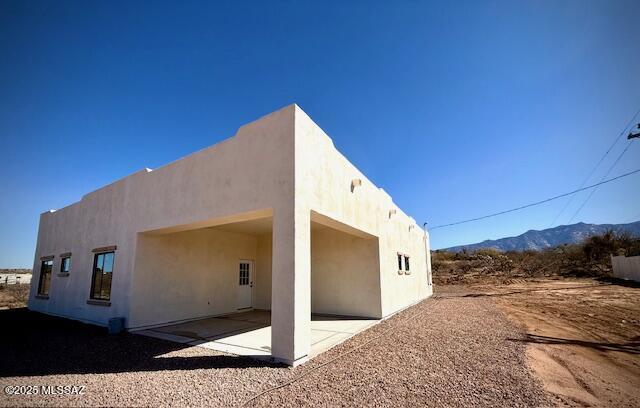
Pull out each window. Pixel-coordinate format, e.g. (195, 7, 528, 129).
(61, 256, 71, 274)
(404, 255, 410, 272)
(38, 259, 53, 296)
(239, 262, 250, 285)
(90, 252, 114, 301)
(397, 253, 403, 271)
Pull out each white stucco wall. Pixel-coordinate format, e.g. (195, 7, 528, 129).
(28, 183, 135, 326)
(29, 103, 432, 365)
(29, 106, 295, 328)
(311, 226, 381, 318)
(254, 234, 273, 310)
(294, 106, 432, 318)
(129, 228, 261, 329)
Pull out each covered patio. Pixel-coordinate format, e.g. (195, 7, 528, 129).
(129, 208, 382, 364)
(135, 310, 377, 359)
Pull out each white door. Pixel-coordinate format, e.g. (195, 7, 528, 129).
(237, 260, 253, 310)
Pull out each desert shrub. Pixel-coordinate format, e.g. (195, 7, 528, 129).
(583, 230, 640, 260)
(614, 231, 640, 256)
(432, 230, 640, 285)
(473, 248, 502, 258)
(0, 283, 30, 308)
(432, 250, 457, 261)
(583, 231, 617, 261)
(10, 284, 29, 305)
(627, 241, 640, 257)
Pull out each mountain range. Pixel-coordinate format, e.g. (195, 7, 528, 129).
(443, 221, 640, 252)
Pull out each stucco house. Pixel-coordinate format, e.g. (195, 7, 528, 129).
(28, 104, 433, 366)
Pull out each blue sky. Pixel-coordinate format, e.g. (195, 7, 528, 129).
(1, 0, 639, 267)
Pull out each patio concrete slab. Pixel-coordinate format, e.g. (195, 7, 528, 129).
(151, 317, 261, 340)
(134, 310, 378, 362)
(134, 329, 197, 344)
(217, 310, 271, 325)
(193, 326, 273, 356)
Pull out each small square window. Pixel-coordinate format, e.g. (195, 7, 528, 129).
(61, 257, 71, 274)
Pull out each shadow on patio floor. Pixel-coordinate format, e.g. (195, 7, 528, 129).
(0, 308, 283, 378)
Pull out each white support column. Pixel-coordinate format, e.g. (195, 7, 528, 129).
(271, 205, 311, 366)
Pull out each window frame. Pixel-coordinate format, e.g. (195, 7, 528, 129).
(60, 256, 71, 274)
(90, 251, 115, 301)
(404, 255, 410, 274)
(397, 252, 404, 273)
(37, 258, 53, 296)
(239, 262, 250, 286)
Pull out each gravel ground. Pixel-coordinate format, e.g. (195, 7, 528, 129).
(0, 294, 550, 407)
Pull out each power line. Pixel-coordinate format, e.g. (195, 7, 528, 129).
(428, 168, 640, 230)
(567, 140, 636, 224)
(548, 107, 640, 227)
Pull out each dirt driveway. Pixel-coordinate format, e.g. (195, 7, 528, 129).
(0, 292, 548, 407)
(479, 278, 639, 407)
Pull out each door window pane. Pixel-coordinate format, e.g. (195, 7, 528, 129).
(239, 263, 250, 285)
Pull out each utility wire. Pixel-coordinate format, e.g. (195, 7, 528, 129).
(428, 168, 640, 230)
(567, 140, 635, 224)
(548, 107, 640, 227)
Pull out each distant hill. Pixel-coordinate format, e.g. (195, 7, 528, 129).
(443, 221, 640, 253)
